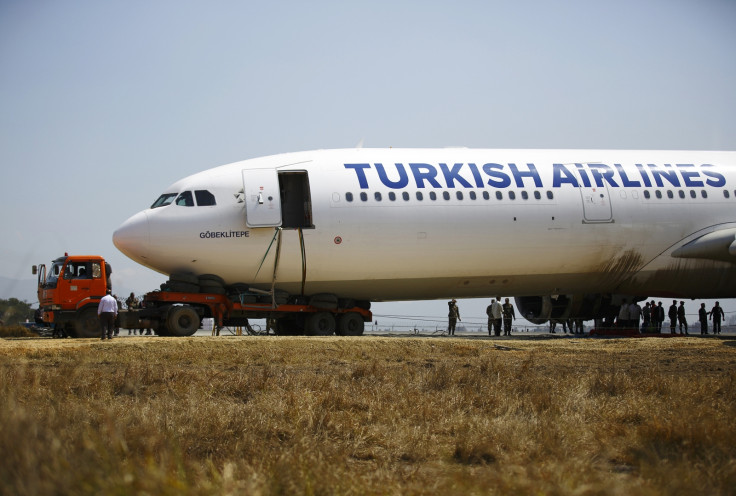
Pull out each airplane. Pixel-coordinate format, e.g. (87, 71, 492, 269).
(113, 148, 736, 325)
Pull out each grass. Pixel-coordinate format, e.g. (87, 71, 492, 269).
(1, 335, 735, 495)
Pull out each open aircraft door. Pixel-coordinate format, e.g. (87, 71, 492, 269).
(242, 169, 282, 227)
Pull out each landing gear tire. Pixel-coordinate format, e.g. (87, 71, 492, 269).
(336, 312, 364, 336)
(166, 306, 200, 336)
(169, 273, 199, 285)
(74, 307, 101, 338)
(305, 312, 336, 336)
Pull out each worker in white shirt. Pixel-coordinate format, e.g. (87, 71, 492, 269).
(97, 289, 118, 340)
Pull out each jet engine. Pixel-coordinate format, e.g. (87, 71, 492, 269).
(514, 294, 617, 324)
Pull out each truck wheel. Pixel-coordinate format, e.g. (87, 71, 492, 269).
(167, 306, 200, 336)
(336, 312, 364, 336)
(75, 307, 101, 338)
(305, 312, 335, 336)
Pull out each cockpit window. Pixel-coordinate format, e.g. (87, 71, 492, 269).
(151, 193, 177, 209)
(195, 190, 216, 206)
(175, 191, 194, 207)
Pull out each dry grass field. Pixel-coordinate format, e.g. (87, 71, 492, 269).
(1, 334, 735, 495)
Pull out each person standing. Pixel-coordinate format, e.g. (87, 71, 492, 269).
(502, 298, 515, 336)
(97, 289, 118, 340)
(656, 301, 665, 333)
(709, 301, 725, 335)
(677, 301, 688, 335)
(642, 302, 651, 332)
(485, 299, 494, 336)
(491, 298, 503, 336)
(126, 292, 139, 335)
(447, 299, 460, 336)
(668, 300, 678, 334)
(618, 299, 629, 328)
(629, 301, 642, 332)
(699, 303, 708, 335)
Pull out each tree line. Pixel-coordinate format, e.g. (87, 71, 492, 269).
(0, 298, 35, 325)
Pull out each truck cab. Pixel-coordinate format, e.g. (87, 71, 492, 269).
(34, 254, 112, 337)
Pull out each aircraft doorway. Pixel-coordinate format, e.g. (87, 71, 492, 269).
(279, 172, 313, 229)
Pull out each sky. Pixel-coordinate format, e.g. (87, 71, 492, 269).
(1, 0, 735, 329)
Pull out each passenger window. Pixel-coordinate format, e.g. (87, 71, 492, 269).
(546, 191, 554, 200)
(402, 192, 410, 201)
(470, 191, 477, 200)
(346, 192, 354, 202)
(701, 190, 708, 199)
(194, 190, 216, 206)
(388, 192, 396, 201)
(416, 192, 423, 201)
(374, 192, 382, 201)
(509, 191, 516, 200)
(360, 192, 368, 201)
(679, 190, 685, 199)
(644, 190, 650, 199)
(456, 191, 463, 200)
(667, 190, 673, 199)
(725, 190, 731, 199)
(483, 191, 490, 200)
(655, 191, 662, 199)
(496, 191, 503, 200)
(521, 191, 529, 200)
(443, 192, 450, 200)
(690, 190, 696, 199)
(175, 191, 194, 207)
(429, 191, 437, 201)
(534, 191, 541, 200)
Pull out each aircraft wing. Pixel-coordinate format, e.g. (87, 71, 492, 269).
(671, 227, 736, 264)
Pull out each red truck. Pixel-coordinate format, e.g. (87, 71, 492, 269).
(33, 254, 371, 338)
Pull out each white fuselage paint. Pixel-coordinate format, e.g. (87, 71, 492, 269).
(113, 148, 736, 301)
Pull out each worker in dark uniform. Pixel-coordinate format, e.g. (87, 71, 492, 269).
(677, 301, 688, 335)
(447, 299, 460, 336)
(709, 301, 725, 335)
(656, 301, 665, 333)
(126, 292, 139, 335)
(699, 303, 708, 335)
(485, 299, 494, 336)
(668, 300, 678, 334)
(502, 298, 515, 336)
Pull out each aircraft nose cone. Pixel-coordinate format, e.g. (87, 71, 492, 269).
(113, 211, 150, 262)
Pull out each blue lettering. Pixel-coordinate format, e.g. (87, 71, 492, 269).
(635, 164, 652, 187)
(439, 163, 473, 188)
(552, 164, 578, 187)
(344, 163, 371, 189)
(614, 164, 641, 187)
(508, 163, 542, 188)
(482, 163, 511, 188)
(375, 163, 409, 189)
(575, 164, 592, 187)
(409, 163, 441, 188)
(701, 164, 726, 187)
(588, 164, 619, 188)
(467, 163, 484, 187)
(676, 164, 704, 188)
(649, 164, 680, 187)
